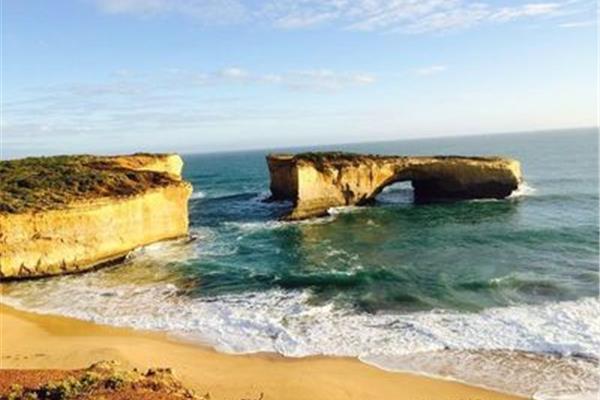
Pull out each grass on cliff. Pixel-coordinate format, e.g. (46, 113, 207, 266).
(294, 152, 376, 162)
(2, 361, 198, 400)
(292, 152, 398, 170)
(0, 155, 176, 214)
(294, 152, 498, 163)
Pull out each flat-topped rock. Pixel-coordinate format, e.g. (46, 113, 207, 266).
(0, 153, 192, 279)
(267, 152, 522, 220)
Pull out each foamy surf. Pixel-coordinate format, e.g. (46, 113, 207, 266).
(362, 350, 599, 400)
(190, 190, 206, 200)
(327, 205, 366, 215)
(1, 274, 598, 399)
(509, 181, 537, 198)
(223, 212, 337, 234)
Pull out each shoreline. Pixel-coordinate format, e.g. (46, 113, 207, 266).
(0, 303, 524, 400)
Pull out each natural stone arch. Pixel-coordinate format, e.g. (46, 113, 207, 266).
(267, 152, 522, 220)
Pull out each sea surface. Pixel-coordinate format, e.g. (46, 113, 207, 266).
(2, 128, 599, 399)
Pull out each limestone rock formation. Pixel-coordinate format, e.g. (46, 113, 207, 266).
(267, 152, 522, 220)
(0, 153, 192, 279)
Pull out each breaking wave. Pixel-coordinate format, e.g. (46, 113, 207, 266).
(509, 181, 538, 199)
(2, 278, 598, 399)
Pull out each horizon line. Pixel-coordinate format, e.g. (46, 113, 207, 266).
(178, 125, 598, 157)
(2, 125, 597, 161)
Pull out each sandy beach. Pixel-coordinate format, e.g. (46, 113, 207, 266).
(0, 304, 523, 400)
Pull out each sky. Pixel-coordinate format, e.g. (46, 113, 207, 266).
(2, 0, 597, 158)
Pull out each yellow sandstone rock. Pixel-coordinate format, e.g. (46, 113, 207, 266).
(110, 153, 185, 179)
(267, 152, 522, 220)
(0, 154, 192, 279)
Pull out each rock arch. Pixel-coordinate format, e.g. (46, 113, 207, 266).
(267, 152, 522, 220)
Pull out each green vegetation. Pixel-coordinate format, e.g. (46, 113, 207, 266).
(0, 155, 177, 213)
(288, 152, 501, 171)
(294, 152, 382, 162)
(3, 361, 197, 400)
(293, 152, 498, 163)
(292, 151, 398, 171)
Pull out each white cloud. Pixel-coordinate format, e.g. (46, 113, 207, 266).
(65, 82, 147, 96)
(281, 69, 376, 91)
(219, 67, 250, 80)
(161, 67, 376, 90)
(260, 74, 284, 84)
(2, 66, 377, 143)
(558, 20, 595, 28)
(352, 73, 377, 85)
(94, 0, 247, 24)
(388, 2, 565, 33)
(92, 0, 578, 33)
(414, 65, 448, 76)
(490, 3, 561, 22)
(96, 0, 168, 15)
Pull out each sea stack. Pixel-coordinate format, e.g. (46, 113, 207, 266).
(267, 152, 522, 220)
(0, 153, 193, 279)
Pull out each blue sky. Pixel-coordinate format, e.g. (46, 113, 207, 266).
(2, 0, 597, 158)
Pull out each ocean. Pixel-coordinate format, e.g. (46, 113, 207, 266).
(2, 128, 599, 399)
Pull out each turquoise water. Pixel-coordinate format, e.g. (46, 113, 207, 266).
(3, 128, 599, 398)
(181, 128, 598, 312)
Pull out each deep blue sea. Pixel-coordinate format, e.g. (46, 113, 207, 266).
(3, 128, 599, 399)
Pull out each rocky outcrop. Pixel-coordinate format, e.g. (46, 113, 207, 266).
(0, 154, 192, 279)
(110, 153, 185, 179)
(267, 152, 522, 220)
(0, 360, 199, 399)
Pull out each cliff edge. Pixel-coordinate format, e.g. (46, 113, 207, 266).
(0, 153, 192, 279)
(267, 152, 522, 220)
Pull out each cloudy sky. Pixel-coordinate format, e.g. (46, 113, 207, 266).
(2, 0, 597, 157)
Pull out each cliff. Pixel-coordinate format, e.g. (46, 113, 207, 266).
(267, 152, 522, 220)
(0, 154, 192, 279)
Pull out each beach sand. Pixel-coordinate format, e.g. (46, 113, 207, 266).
(0, 304, 523, 400)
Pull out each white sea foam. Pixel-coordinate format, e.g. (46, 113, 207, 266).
(224, 220, 286, 233)
(363, 350, 599, 400)
(190, 227, 239, 257)
(509, 181, 538, 199)
(249, 191, 274, 203)
(126, 226, 237, 261)
(327, 205, 365, 215)
(466, 181, 537, 203)
(1, 276, 598, 398)
(190, 190, 206, 200)
(122, 235, 200, 268)
(224, 214, 336, 233)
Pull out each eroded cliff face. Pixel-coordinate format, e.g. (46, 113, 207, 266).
(0, 154, 192, 279)
(110, 153, 185, 179)
(267, 153, 522, 220)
